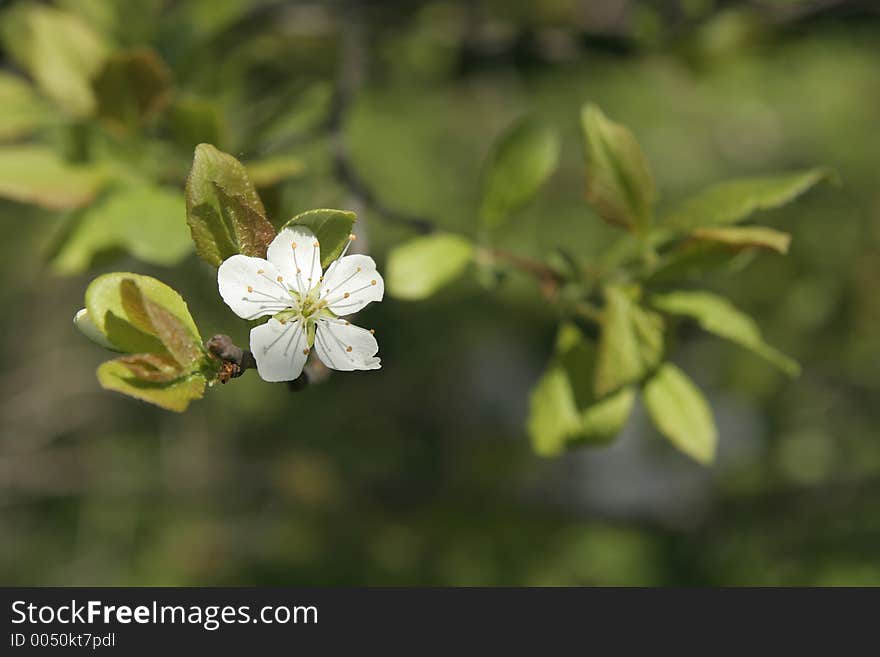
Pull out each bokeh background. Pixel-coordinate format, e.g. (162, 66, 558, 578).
(1, 0, 879, 585)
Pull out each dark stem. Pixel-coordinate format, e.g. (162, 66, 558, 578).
(205, 335, 256, 383)
(206, 334, 309, 391)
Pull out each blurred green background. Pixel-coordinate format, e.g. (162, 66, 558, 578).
(1, 0, 879, 585)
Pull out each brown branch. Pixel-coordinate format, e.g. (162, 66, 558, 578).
(206, 334, 309, 391)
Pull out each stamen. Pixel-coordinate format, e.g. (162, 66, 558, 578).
(247, 286, 253, 293)
(369, 329, 375, 334)
(346, 346, 353, 352)
(277, 275, 283, 282)
(265, 319, 296, 353)
(314, 329, 336, 369)
(371, 280, 377, 286)
(282, 321, 304, 357)
(322, 321, 358, 363)
(257, 269, 264, 274)
(308, 244, 318, 285)
(302, 348, 310, 355)
(322, 267, 361, 297)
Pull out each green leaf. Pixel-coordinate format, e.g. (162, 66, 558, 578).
(185, 143, 276, 267)
(650, 290, 800, 376)
(664, 168, 832, 232)
(282, 209, 356, 267)
(93, 47, 173, 131)
(52, 184, 191, 274)
(386, 233, 474, 300)
(479, 116, 560, 227)
(643, 363, 717, 464)
(594, 285, 664, 397)
(0, 4, 108, 117)
(689, 225, 791, 254)
(0, 73, 52, 140)
(246, 156, 306, 188)
(529, 323, 636, 456)
(117, 279, 204, 368)
(85, 273, 201, 357)
(97, 359, 205, 412)
(114, 353, 185, 383)
(0, 146, 106, 210)
(580, 104, 656, 232)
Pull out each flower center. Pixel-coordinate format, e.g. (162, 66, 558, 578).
(275, 283, 328, 324)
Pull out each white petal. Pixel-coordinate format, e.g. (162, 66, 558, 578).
(266, 226, 322, 297)
(218, 255, 292, 320)
(313, 318, 381, 372)
(250, 318, 309, 382)
(320, 254, 384, 316)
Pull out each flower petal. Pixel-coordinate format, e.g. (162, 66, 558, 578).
(250, 318, 309, 382)
(320, 254, 384, 316)
(313, 318, 380, 371)
(218, 254, 292, 320)
(266, 226, 322, 297)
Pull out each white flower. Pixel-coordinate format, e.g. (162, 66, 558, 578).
(217, 226, 384, 382)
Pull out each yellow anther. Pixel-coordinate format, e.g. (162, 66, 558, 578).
(296, 268, 301, 274)
(349, 233, 357, 241)
(344, 320, 350, 325)
(369, 329, 375, 334)
(247, 286, 253, 293)
(346, 346, 353, 352)
(313, 241, 320, 247)
(257, 269, 264, 274)
(343, 292, 350, 299)
(370, 279, 377, 286)
(277, 275, 284, 282)
(291, 242, 297, 249)
(302, 348, 310, 355)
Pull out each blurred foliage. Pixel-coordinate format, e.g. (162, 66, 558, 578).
(1, 0, 880, 586)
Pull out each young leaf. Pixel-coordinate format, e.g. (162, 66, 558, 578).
(52, 184, 190, 274)
(0, 73, 51, 140)
(650, 290, 800, 376)
(386, 233, 474, 300)
(643, 363, 717, 465)
(580, 104, 656, 232)
(116, 353, 185, 383)
(663, 168, 832, 232)
(594, 285, 664, 397)
(97, 359, 206, 412)
(282, 209, 356, 267)
(85, 273, 201, 356)
(0, 146, 105, 210)
(118, 279, 204, 368)
(0, 4, 108, 117)
(93, 47, 173, 131)
(529, 323, 635, 456)
(689, 226, 791, 254)
(479, 116, 560, 227)
(185, 144, 276, 267)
